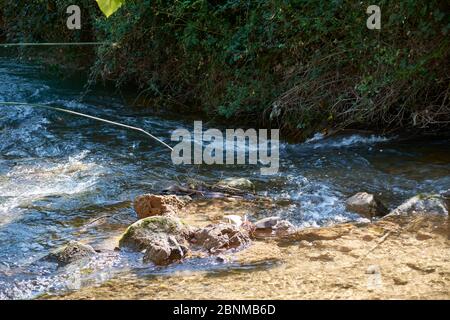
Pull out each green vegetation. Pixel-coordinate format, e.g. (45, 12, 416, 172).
(1, 1, 449, 139)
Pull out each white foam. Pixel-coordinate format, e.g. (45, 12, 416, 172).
(0, 151, 103, 226)
(307, 134, 390, 149)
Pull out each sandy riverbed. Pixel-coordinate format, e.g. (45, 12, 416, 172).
(52, 213, 449, 300)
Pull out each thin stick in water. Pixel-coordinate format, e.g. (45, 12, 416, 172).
(0, 102, 173, 151)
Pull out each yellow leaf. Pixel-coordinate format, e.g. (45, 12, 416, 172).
(96, 0, 124, 18)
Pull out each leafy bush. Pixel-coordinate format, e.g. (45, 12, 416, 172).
(1, 0, 449, 138)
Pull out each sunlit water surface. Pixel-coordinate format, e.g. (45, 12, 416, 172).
(0, 58, 449, 299)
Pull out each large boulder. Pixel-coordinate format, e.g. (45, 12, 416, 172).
(119, 216, 192, 265)
(45, 241, 96, 266)
(191, 223, 251, 253)
(134, 194, 190, 219)
(216, 178, 255, 191)
(345, 192, 388, 219)
(388, 194, 448, 216)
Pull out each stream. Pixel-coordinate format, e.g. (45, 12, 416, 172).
(0, 57, 449, 299)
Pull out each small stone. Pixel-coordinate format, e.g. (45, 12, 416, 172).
(336, 245, 352, 253)
(45, 241, 96, 266)
(216, 255, 227, 263)
(254, 216, 281, 229)
(393, 277, 408, 285)
(346, 192, 388, 219)
(273, 220, 296, 236)
(216, 178, 255, 191)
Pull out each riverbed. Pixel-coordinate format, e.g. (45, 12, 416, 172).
(0, 57, 449, 299)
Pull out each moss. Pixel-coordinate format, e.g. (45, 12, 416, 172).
(417, 193, 441, 200)
(118, 216, 187, 248)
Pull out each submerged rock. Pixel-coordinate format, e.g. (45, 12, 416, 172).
(119, 216, 192, 265)
(253, 216, 296, 238)
(272, 220, 296, 236)
(191, 223, 251, 253)
(134, 194, 191, 219)
(216, 178, 255, 191)
(283, 223, 355, 242)
(45, 241, 96, 266)
(233, 241, 283, 266)
(345, 192, 388, 219)
(388, 194, 448, 216)
(254, 216, 281, 229)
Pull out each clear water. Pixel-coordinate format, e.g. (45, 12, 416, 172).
(0, 57, 449, 299)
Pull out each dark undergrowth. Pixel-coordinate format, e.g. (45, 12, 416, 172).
(1, 1, 449, 140)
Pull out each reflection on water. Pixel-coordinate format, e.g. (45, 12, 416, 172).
(0, 57, 449, 299)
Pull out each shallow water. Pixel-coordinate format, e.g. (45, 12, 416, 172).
(0, 57, 449, 299)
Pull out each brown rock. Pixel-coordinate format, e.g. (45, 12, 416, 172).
(134, 194, 190, 219)
(191, 223, 251, 253)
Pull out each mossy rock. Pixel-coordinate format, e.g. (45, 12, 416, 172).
(119, 216, 192, 265)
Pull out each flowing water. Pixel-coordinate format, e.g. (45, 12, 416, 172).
(0, 57, 449, 299)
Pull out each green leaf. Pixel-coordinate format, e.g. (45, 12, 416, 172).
(96, 0, 125, 18)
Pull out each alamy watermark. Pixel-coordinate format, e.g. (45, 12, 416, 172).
(367, 5, 381, 30)
(66, 4, 381, 31)
(170, 121, 280, 175)
(66, 5, 81, 30)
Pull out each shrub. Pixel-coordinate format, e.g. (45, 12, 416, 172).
(1, 0, 449, 139)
